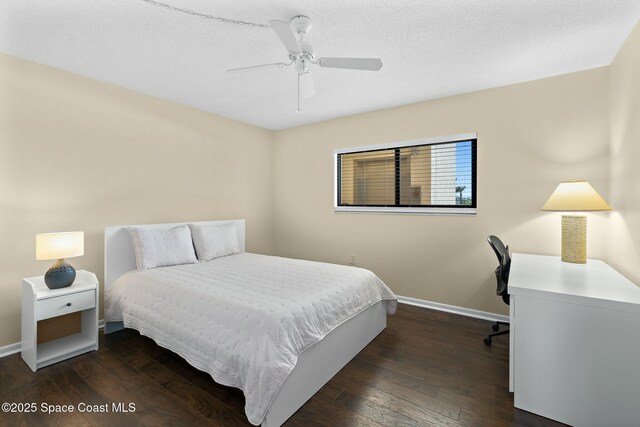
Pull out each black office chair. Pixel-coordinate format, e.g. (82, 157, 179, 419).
(484, 235, 511, 346)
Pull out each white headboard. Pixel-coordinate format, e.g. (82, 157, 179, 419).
(104, 219, 245, 292)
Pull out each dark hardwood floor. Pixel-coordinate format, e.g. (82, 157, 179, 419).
(0, 304, 564, 426)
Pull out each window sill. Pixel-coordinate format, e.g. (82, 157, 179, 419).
(334, 207, 477, 216)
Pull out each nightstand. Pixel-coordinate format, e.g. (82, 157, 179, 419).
(21, 270, 99, 372)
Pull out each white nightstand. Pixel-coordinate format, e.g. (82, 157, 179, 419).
(21, 270, 99, 372)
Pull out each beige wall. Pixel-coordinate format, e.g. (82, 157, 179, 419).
(4, 31, 638, 348)
(608, 21, 640, 285)
(0, 54, 274, 347)
(273, 68, 610, 315)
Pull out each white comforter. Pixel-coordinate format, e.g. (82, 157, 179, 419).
(105, 253, 397, 425)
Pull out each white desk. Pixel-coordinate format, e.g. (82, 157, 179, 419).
(509, 253, 640, 427)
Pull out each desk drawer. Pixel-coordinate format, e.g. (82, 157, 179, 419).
(37, 290, 95, 321)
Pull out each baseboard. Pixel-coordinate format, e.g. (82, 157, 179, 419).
(397, 295, 509, 323)
(0, 319, 107, 360)
(0, 342, 21, 358)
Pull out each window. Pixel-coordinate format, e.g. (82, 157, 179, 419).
(334, 133, 477, 214)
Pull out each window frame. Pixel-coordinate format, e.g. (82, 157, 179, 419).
(334, 133, 477, 215)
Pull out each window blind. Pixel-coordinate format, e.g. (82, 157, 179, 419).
(336, 138, 476, 209)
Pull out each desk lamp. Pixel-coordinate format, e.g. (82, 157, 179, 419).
(542, 180, 610, 263)
(36, 231, 84, 289)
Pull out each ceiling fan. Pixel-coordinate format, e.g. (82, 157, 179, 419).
(227, 15, 383, 111)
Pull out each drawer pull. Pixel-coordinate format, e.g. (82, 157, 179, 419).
(37, 290, 94, 321)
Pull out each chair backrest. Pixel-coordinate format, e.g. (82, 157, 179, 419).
(487, 235, 511, 300)
(488, 235, 507, 262)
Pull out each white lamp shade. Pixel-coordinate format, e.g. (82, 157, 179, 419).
(36, 232, 84, 260)
(542, 180, 611, 212)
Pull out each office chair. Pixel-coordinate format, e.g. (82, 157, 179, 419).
(484, 235, 511, 346)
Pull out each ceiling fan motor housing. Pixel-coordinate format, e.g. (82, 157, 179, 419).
(295, 57, 311, 74)
(291, 37, 314, 74)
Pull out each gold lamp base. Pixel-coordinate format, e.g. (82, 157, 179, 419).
(561, 215, 586, 263)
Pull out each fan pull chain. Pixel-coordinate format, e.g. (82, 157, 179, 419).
(138, 0, 269, 28)
(297, 73, 301, 113)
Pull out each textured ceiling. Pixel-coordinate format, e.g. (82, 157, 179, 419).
(1, 0, 639, 130)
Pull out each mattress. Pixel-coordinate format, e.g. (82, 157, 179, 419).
(105, 252, 397, 425)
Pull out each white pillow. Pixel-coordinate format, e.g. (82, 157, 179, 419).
(188, 222, 241, 261)
(127, 225, 198, 270)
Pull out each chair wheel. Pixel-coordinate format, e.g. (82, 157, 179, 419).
(492, 324, 500, 331)
(484, 337, 492, 346)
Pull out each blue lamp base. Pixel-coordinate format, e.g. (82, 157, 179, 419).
(44, 259, 76, 289)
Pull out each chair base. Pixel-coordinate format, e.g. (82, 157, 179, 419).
(484, 321, 509, 346)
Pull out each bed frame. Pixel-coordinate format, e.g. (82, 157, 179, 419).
(104, 219, 387, 427)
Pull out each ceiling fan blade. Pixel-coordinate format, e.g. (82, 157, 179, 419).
(299, 72, 315, 98)
(316, 57, 383, 71)
(268, 19, 302, 55)
(226, 62, 290, 73)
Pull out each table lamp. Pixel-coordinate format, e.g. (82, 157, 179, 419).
(36, 231, 84, 289)
(542, 180, 610, 264)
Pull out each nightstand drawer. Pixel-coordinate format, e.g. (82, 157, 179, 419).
(37, 290, 95, 321)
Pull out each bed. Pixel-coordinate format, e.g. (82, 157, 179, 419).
(104, 219, 397, 427)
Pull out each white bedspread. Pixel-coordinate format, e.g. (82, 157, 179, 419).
(105, 253, 397, 425)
